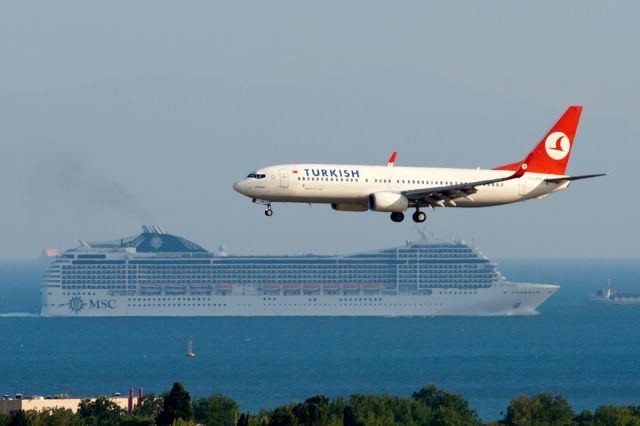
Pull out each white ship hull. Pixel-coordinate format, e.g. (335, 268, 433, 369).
(41, 283, 558, 317)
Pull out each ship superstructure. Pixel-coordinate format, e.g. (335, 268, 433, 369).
(589, 280, 640, 305)
(41, 226, 558, 317)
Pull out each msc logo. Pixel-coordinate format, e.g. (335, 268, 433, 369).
(89, 299, 117, 310)
(150, 236, 163, 249)
(67, 296, 116, 314)
(545, 132, 571, 160)
(67, 295, 86, 314)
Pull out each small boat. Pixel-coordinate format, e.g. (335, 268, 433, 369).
(589, 279, 640, 305)
(186, 337, 195, 357)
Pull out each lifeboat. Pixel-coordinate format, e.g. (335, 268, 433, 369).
(323, 284, 340, 290)
(283, 284, 301, 290)
(303, 284, 321, 290)
(362, 284, 380, 290)
(343, 284, 360, 290)
(264, 284, 281, 291)
(215, 284, 233, 290)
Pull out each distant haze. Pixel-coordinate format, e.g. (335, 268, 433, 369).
(0, 2, 637, 258)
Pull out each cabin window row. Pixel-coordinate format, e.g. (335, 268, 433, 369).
(297, 177, 358, 182)
(295, 176, 506, 187)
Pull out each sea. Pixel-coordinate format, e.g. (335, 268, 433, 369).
(1, 258, 639, 421)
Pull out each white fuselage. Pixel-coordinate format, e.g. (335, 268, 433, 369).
(233, 164, 569, 210)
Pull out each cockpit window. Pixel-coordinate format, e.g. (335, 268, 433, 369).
(247, 173, 266, 179)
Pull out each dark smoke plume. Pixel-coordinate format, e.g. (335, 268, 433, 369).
(33, 147, 154, 221)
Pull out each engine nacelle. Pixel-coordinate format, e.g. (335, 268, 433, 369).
(331, 203, 368, 212)
(368, 192, 409, 212)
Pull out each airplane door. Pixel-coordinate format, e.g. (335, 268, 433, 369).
(279, 169, 289, 188)
(519, 177, 529, 196)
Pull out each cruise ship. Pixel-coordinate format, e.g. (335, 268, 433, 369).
(40, 226, 558, 317)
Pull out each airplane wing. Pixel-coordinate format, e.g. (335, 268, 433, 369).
(403, 164, 527, 208)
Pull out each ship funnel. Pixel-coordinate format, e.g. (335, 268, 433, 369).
(147, 225, 165, 234)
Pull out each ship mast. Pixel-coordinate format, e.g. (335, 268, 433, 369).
(186, 337, 195, 357)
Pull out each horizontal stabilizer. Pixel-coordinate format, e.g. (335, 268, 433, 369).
(544, 173, 606, 183)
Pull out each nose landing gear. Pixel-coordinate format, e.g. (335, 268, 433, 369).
(264, 206, 273, 217)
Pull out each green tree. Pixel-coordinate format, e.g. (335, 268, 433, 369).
(0, 413, 10, 426)
(591, 405, 640, 426)
(503, 393, 575, 426)
(346, 393, 434, 426)
(119, 415, 156, 426)
(8, 410, 29, 426)
(170, 419, 195, 426)
(135, 393, 163, 418)
(267, 405, 298, 426)
(77, 396, 123, 426)
(291, 395, 330, 426)
(342, 405, 361, 426)
(156, 382, 193, 426)
(574, 409, 592, 426)
(412, 383, 480, 425)
(34, 408, 83, 426)
(193, 394, 239, 426)
(236, 413, 251, 426)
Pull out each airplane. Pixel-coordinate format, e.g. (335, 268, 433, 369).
(233, 105, 605, 222)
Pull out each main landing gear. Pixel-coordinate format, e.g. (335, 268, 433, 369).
(412, 209, 426, 223)
(390, 210, 426, 223)
(390, 212, 404, 222)
(264, 205, 273, 217)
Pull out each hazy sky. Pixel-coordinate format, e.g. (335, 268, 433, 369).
(1, 1, 638, 258)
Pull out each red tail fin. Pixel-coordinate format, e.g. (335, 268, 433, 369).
(386, 151, 397, 167)
(493, 106, 583, 176)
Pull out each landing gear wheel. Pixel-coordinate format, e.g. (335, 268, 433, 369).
(264, 207, 273, 217)
(390, 212, 405, 222)
(412, 210, 426, 223)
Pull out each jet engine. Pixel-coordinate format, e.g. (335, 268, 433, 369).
(368, 192, 409, 212)
(331, 203, 368, 212)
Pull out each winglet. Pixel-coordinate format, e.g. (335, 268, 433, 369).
(386, 151, 397, 167)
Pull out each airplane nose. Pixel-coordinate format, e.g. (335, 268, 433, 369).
(233, 180, 246, 195)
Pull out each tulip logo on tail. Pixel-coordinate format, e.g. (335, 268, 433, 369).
(545, 132, 571, 160)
